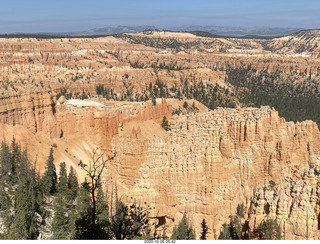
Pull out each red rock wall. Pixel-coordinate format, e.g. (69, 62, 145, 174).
(0, 92, 171, 151)
(107, 106, 320, 239)
(1, 91, 319, 240)
(0, 91, 56, 134)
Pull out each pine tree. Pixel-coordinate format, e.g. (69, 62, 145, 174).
(229, 215, 242, 240)
(111, 200, 149, 240)
(7, 206, 30, 239)
(28, 219, 38, 240)
(77, 149, 115, 239)
(18, 149, 32, 186)
(0, 141, 13, 229)
(75, 179, 111, 239)
(41, 148, 57, 195)
(219, 203, 245, 240)
(0, 141, 12, 182)
(219, 224, 232, 240)
(93, 181, 112, 239)
(74, 179, 93, 239)
(10, 137, 20, 183)
(200, 219, 208, 240)
(0, 184, 12, 233)
(68, 166, 78, 200)
(67, 206, 77, 239)
(256, 219, 281, 240)
(161, 116, 170, 131)
(171, 213, 195, 240)
(96, 181, 109, 228)
(9, 178, 34, 238)
(52, 193, 69, 239)
(57, 162, 68, 196)
(0, 141, 42, 240)
(7, 149, 39, 239)
(171, 226, 178, 240)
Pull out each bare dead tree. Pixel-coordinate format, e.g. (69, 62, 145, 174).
(78, 148, 116, 237)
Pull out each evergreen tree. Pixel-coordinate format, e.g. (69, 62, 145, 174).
(74, 179, 93, 239)
(256, 219, 281, 240)
(10, 137, 20, 183)
(0, 141, 13, 230)
(7, 206, 30, 239)
(200, 219, 208, 240)
(77, 150, 115, 239)
(229, 215, 242, 240)
(219, 203, 245, 240)
(28, 219, 38, 240)
(111, 200, 149, 240)
(18, 150, 32, 185)
(57, 162, 68, 196)
(68, 166, 78, 200)
(96, 181, 109, 229)
(0, 184, 11, 229)
(75, 179, 111, 239)
(161, 116, 170, 131)
(41, 148, 57, 195)
(171, 213, 195, 240)
(67, 206, 77, 239)
(171, 226, 178, 240)
(183, 101, 188, 109)
(219, 223, 232, 240)
(7, 150, 39, 239)
(0, 141, 43, 240)
(52, 193, 69, 239)
(77, 179, 91, 215)
(0, 141, 12, 182)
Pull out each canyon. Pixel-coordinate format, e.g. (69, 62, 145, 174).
(0, 30, 320, 239)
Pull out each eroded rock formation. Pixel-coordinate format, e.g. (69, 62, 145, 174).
(0, 91, 319, 239)
(0, 31, 320, 239)
(105, 105, 320, 239)
(247, 167, 320, 240)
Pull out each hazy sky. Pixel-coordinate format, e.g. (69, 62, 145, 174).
(0, 0, 319, 33)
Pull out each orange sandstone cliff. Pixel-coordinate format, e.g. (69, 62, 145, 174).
(107, 105, 320, 239)
(1, 92, 319, 239)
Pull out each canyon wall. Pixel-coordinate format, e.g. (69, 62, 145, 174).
(0, 92, 319, 239)
(247, 167, 320, 240)
(0, 91, 56, 133)
(0, 91, 172, 165)
(107, 106, 320, 239)
(0, 92, 171, 147)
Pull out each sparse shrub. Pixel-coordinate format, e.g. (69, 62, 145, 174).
(236, 203, 245, 218)
(256, 219, 281, 240)
(183, 101, 188, 109)
(161, 116, 170, 131)
(269, 180, 276, 190)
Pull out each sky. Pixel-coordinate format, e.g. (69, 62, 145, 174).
(0, 0, 319, 33)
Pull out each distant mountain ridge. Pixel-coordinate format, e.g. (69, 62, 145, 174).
(26, 25, 304, 37)
(170, 25, 303, 36)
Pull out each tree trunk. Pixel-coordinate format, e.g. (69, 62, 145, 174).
(91, 179, 96, 238)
